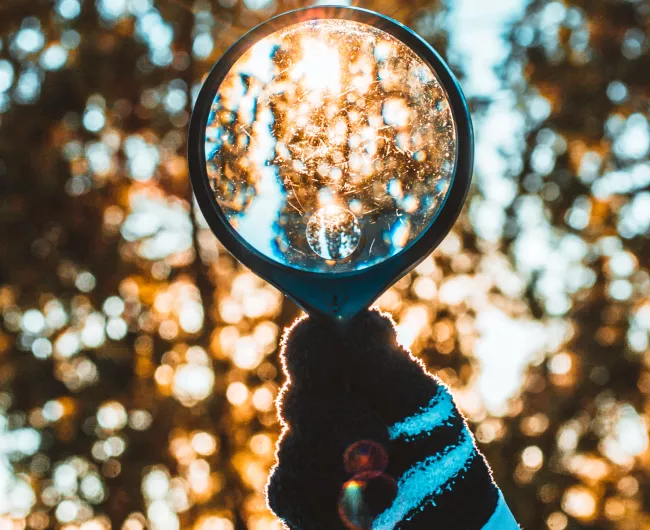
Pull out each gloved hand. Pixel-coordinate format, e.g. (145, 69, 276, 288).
(266, 309, 519, 530)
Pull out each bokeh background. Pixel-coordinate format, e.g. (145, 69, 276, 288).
(0, 0, 649, 529)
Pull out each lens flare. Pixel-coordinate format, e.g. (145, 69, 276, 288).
(343, 440, 388, 474)
(338, 472, 398, 530)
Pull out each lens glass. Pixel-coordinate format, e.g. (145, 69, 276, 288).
(204, 19, 457, 272)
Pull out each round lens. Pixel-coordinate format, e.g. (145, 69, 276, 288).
(203, 18, 457, 273)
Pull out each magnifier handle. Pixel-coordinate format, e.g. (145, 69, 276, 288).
(267, 310, 519, 530)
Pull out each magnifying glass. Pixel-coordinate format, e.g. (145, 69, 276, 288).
(188, 5, 473, 322)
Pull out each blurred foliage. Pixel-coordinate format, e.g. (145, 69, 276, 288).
(0, 0, 649, 530)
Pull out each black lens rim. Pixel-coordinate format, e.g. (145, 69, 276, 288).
(188, 5, 473, 322)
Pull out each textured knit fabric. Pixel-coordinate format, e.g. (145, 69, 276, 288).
(266, 309, 519, 530)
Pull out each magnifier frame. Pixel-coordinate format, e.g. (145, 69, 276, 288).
(188, 5, 473, 323)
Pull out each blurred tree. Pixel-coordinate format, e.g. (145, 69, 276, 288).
(0, 0, 648, 530)
(0, 1, 450, 529)
(478, 1, 650, 529)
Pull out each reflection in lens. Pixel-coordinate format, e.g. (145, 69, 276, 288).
(306, 206, 361, 260)
(205, 19, 457, 273)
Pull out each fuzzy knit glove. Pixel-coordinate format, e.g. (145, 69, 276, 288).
(266, 309, 519, 530)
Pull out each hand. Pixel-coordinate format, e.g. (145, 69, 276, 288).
(266, 309, 516, 530)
